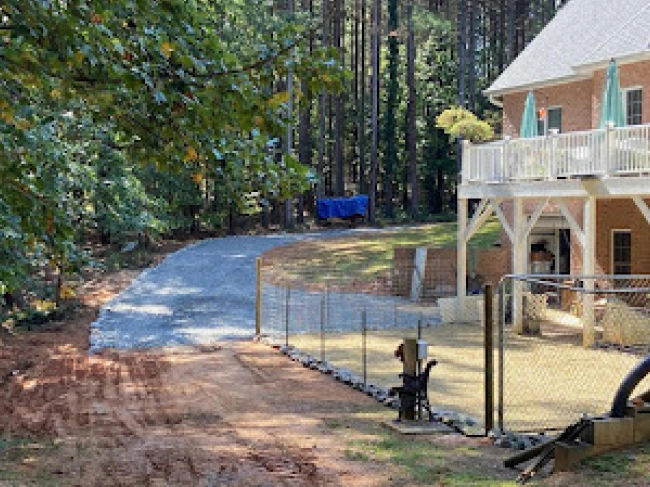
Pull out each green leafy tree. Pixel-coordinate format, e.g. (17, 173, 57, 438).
(436, 106, 494, 142)
(0, 0, 344, 312)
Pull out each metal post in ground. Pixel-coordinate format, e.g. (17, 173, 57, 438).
(417, 316, 423, 420)
(285, 286, 291, 347)
(326, 284, 330, 332)
(484, 283, 495, 436)
(320, 294, 325, 363)
(256, 257, 262, 336)
(362, 308, 367, 387)
(498, 280, 505, 432)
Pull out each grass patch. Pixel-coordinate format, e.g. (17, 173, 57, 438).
(577, 444, 650, 482)
(343, 431, 520, 486)
(581, 451, 635, 473)
(0, 437, 63, 486)
(262, 219, 501, 283)
(440, 473, 518, 487)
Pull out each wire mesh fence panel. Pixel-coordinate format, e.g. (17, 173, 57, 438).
(260, 281, 288, 341)
(286, 288, 325, 359)
(422, 322, 488, 427)
(259, 257, 495, 431)
(499, 275, 650, 433)
(324, 291, 364, 379)
(363, 302, 421, 391)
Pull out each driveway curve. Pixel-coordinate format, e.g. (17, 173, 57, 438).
(91, 230, 366, 351)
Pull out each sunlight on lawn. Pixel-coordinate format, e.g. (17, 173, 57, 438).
(263, 220, 501, 283)
(290, 322, 650, 432)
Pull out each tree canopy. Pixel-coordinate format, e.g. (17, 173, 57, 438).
(0, 0, 344, 301)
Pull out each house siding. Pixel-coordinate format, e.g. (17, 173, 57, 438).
(591, 60, 650, 129)
(595, 199, 650, 275)
(502, 60, 650, 138)
(496, 60, 650, 278)
(502, 79, 593, 137)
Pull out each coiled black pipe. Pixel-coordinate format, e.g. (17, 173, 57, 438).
(610, 353, 650, 418)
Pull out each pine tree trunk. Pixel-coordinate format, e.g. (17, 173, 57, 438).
(297, 0, 313, 224)
(467, 0, 476, 112)
(384, 0, 398, 219)
(507, 0, 515, 62)
(368, 0, 380, 222)
(317, 0, 329, 199)
(405, 0, 418, 218)
(457, 0, 467, 108)
(359, 0, 367, 194)
(456, 0, 467, 182)
(285, 0, 295, 229)
(333, 0, 345, 196)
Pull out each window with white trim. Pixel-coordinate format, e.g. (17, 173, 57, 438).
(537, 106, 562, 135)
(547, 107, 562, 133)
(625, 88, 643, 126)
(612, 230, 632, 275)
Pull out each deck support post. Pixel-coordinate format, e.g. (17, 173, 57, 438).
(457, 197, 468, 321)
(512, 197, 526, 333)
(582, 196, 597, 347)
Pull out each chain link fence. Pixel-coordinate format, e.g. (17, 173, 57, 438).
(259, 256, 491, 432)
(497, 275, 650, 433)
(259, 260, 650, 436)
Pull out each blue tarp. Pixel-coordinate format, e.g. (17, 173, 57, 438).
(316, 195, 369, 219)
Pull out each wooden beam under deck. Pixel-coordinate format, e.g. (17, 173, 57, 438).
(459, 176, 650, 200)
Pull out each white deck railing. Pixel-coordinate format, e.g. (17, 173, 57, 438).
(462, 124, 650, 184)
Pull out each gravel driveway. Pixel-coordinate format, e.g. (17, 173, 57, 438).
(90, 230, 371, 350)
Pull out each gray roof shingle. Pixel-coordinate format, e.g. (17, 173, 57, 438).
(486, 0, 650, 96)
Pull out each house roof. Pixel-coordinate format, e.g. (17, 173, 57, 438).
(486, 0, 650, 97)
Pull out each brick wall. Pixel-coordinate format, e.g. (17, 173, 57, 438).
(595, 199, 650, 274)
(592, 60, 650, 128)
(476, 247, 511, 285)
(392, 246, 508, 297)
(486, 62, 650, 279)
(392, 247, 456, 297)
(502, 79, 593, 137)
(502, 60, 650, 138)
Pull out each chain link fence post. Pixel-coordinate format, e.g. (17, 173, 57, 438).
(285, 286, 291, 347)
(484, 283, 494, 436)
(498, 278, 506, 433)
(320, 293, 326, 363)
(256, 257, 262, 336)
(362, 308, 367, 387)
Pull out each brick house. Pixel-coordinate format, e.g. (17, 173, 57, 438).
(456, 0, 650, 343)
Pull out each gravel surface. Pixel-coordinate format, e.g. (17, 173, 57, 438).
(90, 229, 402, 350)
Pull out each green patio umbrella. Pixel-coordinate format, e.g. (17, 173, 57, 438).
(520, 91, 539, 138)
(598, 59, 625, 128)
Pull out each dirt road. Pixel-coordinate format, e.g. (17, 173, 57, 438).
(1, 339, 393, 486)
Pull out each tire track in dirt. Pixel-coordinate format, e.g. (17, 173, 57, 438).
(0, 342, 390, 486)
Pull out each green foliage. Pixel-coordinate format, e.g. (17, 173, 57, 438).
(436, 106, 494, 142)
(447, 118, 494, 142)
(0, 0, 344, 310)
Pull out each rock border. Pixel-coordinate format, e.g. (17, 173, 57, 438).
(255, 334, 481, 434)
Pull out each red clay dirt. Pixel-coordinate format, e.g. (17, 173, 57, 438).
(0, 254, 392, 486)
